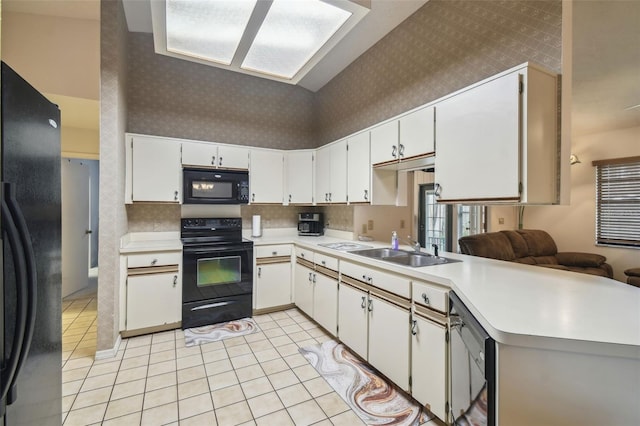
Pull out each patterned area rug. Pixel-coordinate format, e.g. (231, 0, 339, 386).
(300, 340, 433, 425)
(184, 318, 259, 347)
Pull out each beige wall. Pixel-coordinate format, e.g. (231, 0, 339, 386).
(60, 127, 99, 159)
(524, 126, 640, 282)
(1, 11, 98, 100)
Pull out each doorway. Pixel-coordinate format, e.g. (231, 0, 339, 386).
(61, 158, 99, 299)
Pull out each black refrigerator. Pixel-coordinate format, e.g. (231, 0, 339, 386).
(0, 62, 62, 425)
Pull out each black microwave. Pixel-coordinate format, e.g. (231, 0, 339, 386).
(183, 168, 249, 204)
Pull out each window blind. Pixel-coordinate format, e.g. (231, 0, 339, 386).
(593, 156, 640, 247)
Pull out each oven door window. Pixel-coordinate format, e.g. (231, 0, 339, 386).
(197, 256, 241, 286)
(191, 180, 233, 199)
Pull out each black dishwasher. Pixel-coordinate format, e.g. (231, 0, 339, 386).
(449, 291, 495, 426)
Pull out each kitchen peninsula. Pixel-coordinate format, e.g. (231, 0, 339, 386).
(249, 230, 640, 426)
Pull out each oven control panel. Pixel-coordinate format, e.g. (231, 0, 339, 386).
(181, 217, 242, 231)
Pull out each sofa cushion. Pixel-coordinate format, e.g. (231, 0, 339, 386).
(532, 256, 559, 265)
(512, 256, 536, 265)
(501, 231, 529, 259)
(516, 229, 558, 256)
(556, 252, 606, 268)
(458, 232, 515, 261)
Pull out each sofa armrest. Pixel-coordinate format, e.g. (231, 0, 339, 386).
(556, 252, 607, 268)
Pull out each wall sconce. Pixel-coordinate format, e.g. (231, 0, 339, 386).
(569, 154, 581, 165)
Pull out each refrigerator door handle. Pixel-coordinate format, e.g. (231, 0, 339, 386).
(3, 182, 39, 406)
(0, 185, 29, 406)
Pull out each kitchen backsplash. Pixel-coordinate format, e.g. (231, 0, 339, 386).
(126, 204, 181, 232)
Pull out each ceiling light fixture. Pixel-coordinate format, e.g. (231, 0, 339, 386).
(570, 154, 581, 165)
(152, 0, 369, 85)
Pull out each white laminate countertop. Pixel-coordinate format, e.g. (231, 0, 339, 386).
(120, 231, 182, 254)
(248, 231, 640, 358)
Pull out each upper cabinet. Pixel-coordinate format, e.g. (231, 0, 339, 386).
(315, 140, 347, 204)
(125, 134, 182, 204)
(370, 120, 399, 166)
(347, 132, 371, 203)
(284, 150, 314, 205)
(249, 149, 284, 204)
(434, 64, 558, 204)
(399, 106, 435, 161)
(182, 141, 249, 170)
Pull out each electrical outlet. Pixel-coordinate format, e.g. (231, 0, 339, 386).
(367, 220, 374, 230)
(499, 217, 505, 225)
(400, 220, 405, 229)
(361, 224, 367, 234)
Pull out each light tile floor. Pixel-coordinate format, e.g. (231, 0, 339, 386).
(61, 295, 367, 425)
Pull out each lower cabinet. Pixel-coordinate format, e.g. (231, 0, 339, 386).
(294, 258, 315, 317)
(312, 269, 338, 337)
(337, 281, 368, 360)
(126, 270, 181, 332)
(255, 245, 293, 311)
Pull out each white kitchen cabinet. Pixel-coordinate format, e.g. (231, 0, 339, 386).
(255, 244, 293, 311)
(126, 271, 181, 331)
(368, 293, 411, 391)
(182, 141, 249, 170)
(435, 64, 558, 204)
(399, 106, 435, 161)
(315, 140, 347, 204)
(294, 259, 314, 317)
(313, 271, 338, 336)
(370, 120, 399, 166)
(347, 132, 371, 203)
(337, 280, 369, 360)
(127, 134, 182, 203)
(411, 311, 448, 421)
(249, 149, 284, 204)
(285, 150, 314, 204)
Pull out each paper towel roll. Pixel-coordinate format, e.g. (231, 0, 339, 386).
(252, 215, 262, 237)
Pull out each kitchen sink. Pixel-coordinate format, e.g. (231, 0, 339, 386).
(318, 242, 373, 251)
(350, 248, 460, 268)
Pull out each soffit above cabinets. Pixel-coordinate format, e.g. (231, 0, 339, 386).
(122, 0, 429, 91)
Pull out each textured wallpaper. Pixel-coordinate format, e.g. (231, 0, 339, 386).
(97, 0, 129, 352)
(127, 33, 317, 150)
(315, 0, 562, 144)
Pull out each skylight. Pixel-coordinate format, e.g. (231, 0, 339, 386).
(241, 0, 352, 79)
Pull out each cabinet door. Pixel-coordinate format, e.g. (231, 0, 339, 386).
(182, 141, 217, 167)
(314, 145, 332, 203)
(294, 262, 314, 317)
(370, 120, 399, 166)
(337, 283, 368, 360)
(329, 140, 348, 203)
(132, 136, 182, 202)
(218, 145, 249, 170)
(412, 314, 448, 421)
(347, 132, 371, 203)
(313, 273, 338, 336)
(255, 262, 292, 310)
(285, 151, 314, 204)
(399, 106, 434, 159)
(435, 72, 521, 202)
(250, 150, 284, 203)
(126, 272, 181, 330)
(368, 294, 410, 390)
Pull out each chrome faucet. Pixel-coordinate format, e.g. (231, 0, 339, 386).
(401, 236, 421, 252)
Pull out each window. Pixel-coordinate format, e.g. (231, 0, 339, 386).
(457, 205, 486, 240)
(593, 156, 640, 248)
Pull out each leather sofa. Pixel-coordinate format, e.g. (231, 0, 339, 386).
(624, 268, 640, 287)
(458, 229, 613, 278)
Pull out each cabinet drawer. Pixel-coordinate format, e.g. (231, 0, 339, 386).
(256, 245, 292, 259)
(128, 252, 180, 269)
(412, 281, 448, 313)
(314, 253, 338, 271)
(340, 261, 410, 299)
(295, 247, 314, 262)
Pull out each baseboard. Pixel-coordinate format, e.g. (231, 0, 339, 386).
(94, 334, 122, 361)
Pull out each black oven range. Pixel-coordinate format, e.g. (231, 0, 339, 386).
(181, 217, 253, 329)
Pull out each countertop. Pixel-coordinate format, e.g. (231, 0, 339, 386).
(120, 231, 182, 254)
(248, 230, 640, 358)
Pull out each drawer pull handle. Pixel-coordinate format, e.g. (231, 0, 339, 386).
(272, 251, 277, 256)
(301, 253, 305, 258)
(219, 156, 223, 166)
(173, 275, 177, 287)
(364, 189, 368, 201)
(367, 299, 373, 312)
(422, 293, 430, 305)
(367, 276, 372, 284)
(211, 156, 215, 165)
(411, 319, 417, 336)
(321, 260, 326, 266)
(308, 272, 312, 282)
(312, 273, 316, 284)
(362, 274, 367, 280)
(174, 191, 178, 201)
(361, 296, 366, 309)
(151, 259, 158, 266)
(258, 267, 262, 278)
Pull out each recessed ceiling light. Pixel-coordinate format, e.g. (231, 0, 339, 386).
(241, 0, 352, 79)
(166, 0, 257, 65)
